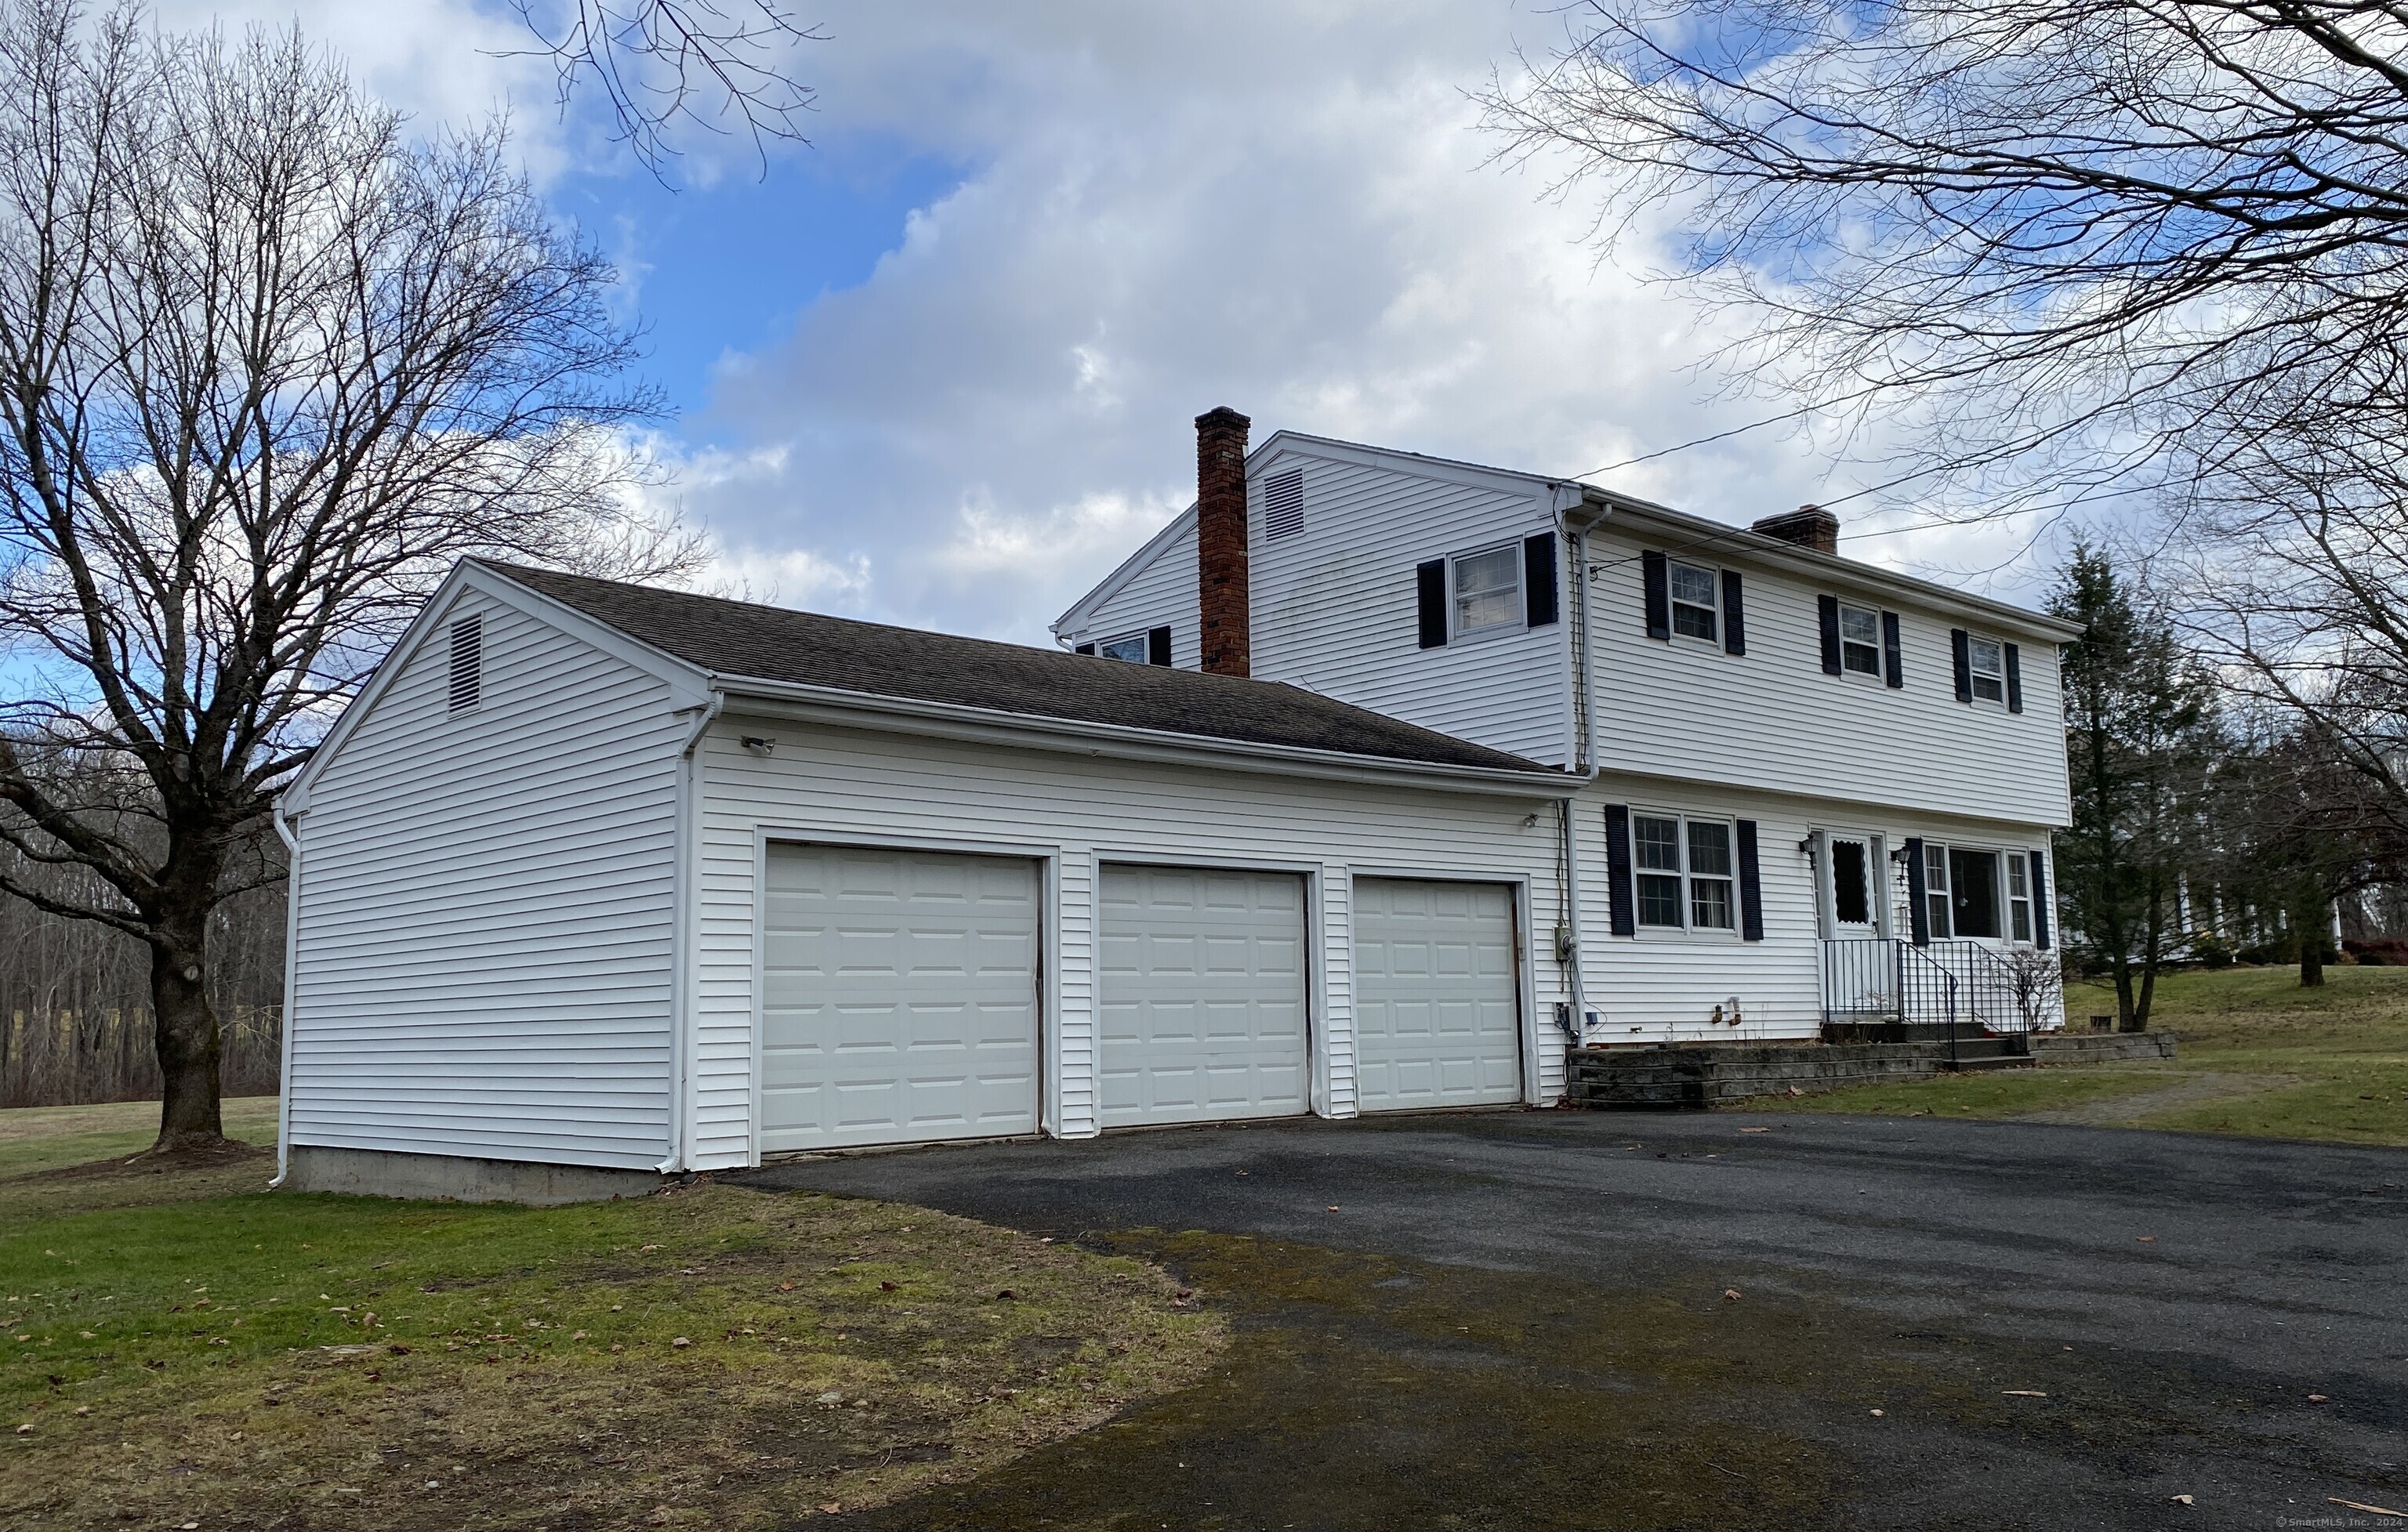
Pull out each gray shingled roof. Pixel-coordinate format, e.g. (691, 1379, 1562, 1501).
(486, 563, 1558, 776)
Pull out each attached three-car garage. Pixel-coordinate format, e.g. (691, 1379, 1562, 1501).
(277, 560, 1573, 1197)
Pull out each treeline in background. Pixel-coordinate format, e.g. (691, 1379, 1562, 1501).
(2, 835, 285, 1107)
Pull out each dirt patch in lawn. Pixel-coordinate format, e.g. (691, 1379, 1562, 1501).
(3, 1171, 1224, 1531)
(2015, 1070, 2302, 1125)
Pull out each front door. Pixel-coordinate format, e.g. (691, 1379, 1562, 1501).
(1823, 834, 1880, 937)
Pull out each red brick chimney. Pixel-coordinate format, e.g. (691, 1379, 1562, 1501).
(1195, 406, 1252, 677)
(1752, 504, 1840, 555)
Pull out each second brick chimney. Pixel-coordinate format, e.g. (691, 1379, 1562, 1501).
(1752, 504, 1840, 555)
(1195, 406, 1252, 677)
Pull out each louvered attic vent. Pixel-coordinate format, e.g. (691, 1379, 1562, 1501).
(447, 613, 483, 713)
(1261, 469, 1305, 541)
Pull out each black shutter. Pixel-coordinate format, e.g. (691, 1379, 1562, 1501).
(1604, 804, 1636, 937)
(1721, 570, 1746, 655)
(1147, 626, 1172, 666)
(1641, 550, 1670, 640)
(1817, 594, 1842, 675)
(1881, 610, 1904, 688)
(1416, 560, 1448, 649)
(2029, 850, 2052, 950)
(2005, 643, 2024, 712)
(1903, 836, 1930, 946)
(1523, 532, 1559, 628)
(1950, 628, 1973, 703)
(1074, 642, 1096, 656)
(1736, 819, 1764, 941)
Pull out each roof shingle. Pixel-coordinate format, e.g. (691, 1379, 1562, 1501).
(486, 563, 1557, 776)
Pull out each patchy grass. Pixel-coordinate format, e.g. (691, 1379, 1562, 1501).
(1786, 965, 2408, 1147)
(0, 1096, 279, 1179)
(1779, 1061, 2185, 1121)
(0, 1108, 1224, 1531)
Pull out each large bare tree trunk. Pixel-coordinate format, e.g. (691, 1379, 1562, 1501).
(148, 919, 223, 1150)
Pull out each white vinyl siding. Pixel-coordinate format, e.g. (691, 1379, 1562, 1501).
(1097, 864, 1309, 1128)
(285, 592, 686, 1169)
(759, 844, 1040, 1153)
(1061, 513, 1203, 669)
(1576, 777, 2062, 1045)
(1352, 878, 1521, 1111)
(1246, 449, 1569, 764)
(1587, 527, 2069, 825)
(691, 718, 1565, 1165)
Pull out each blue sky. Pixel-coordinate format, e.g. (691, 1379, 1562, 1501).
(154, 0, 2044, 647)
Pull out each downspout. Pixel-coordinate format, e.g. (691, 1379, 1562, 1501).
(1554, 508, 1604, 1046)
(267, 799, 303, 1188)
(658, 690, 725, 1175)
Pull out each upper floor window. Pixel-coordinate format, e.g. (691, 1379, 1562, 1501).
(1668, 562, 1719, 642)
(1838, 604, 1882, 676)
(1634, 813, 1737, 932)
(1967, 636, 2007, 704)
(1098, 632, 1150, 663)
(1452, 546, 1521, 636)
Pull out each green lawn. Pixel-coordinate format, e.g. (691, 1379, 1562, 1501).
(2, 1102, 1223, 1531)
(1786, 965, 2408, 1146)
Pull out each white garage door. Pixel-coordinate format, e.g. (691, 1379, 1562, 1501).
(1098, 864, 1308, 1128)
(760, 844, 1039, 1154)
(1353, 878, 1521, 1112)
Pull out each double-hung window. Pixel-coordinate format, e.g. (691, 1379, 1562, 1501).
(1097, 632, 1150, 663)
(1633, 813, 1737, 932)
(1668, 562, 1719, 642)
(1967, 636, 2007, 704)
(1452, 546, 1521, 636)
(2007, 856, 2034, 943)
(1923, 842, 1953, 940)
(1838, 604, 1882, 677)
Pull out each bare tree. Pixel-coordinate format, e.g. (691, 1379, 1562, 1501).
(0, 0, 698, 1152)
(1481, 0, 2408, 519)
(506, 0, 821, 179)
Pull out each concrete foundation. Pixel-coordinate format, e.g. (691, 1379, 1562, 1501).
(282, 1145, 667, 1205)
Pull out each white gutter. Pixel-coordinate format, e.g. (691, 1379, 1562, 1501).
(658, 692, 725, 1175)
(267, 799, 303, 1188)
(708, 672, 1578, 799)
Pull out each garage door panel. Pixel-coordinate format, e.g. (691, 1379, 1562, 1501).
(1099, 864, 1310, 1128)
(1354, 878, 1521, 1114)
(762, 844, 1039, 1154)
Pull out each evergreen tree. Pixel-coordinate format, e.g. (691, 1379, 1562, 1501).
(2051, 548, 2216, 1026)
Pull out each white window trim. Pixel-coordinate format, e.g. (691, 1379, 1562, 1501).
(1096, 630, 1151, 664)
(1630, 809, 1743, 940)
(1666, 560, 1722, 650)
(1966, 634, 2009, 709)
(1449, 542, 1523, 642)
(1923, 838, 2032, 946)
(1837, 603, 1884, 685)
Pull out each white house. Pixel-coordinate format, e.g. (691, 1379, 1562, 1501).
(274, 407, 2076, 1201)
(1057, 411, 2078, 1048)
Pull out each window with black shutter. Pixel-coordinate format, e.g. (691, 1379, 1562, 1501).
(1881, 610, 1904, 688)
(1641, 551, 1670, 640)
(1416, 560, 1447, 648)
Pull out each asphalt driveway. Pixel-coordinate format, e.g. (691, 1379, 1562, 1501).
(746, 1110, 2408, 1530)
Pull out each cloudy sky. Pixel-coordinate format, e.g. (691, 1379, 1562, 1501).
(172, 0, 2046, 646)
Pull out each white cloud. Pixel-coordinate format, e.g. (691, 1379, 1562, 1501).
(663, 1, 1946, 645)
(183, 2, 2033, 639)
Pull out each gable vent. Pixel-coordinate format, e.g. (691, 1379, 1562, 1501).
(1260, 469, 1305, 541)
(447, 614, 483, 713)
